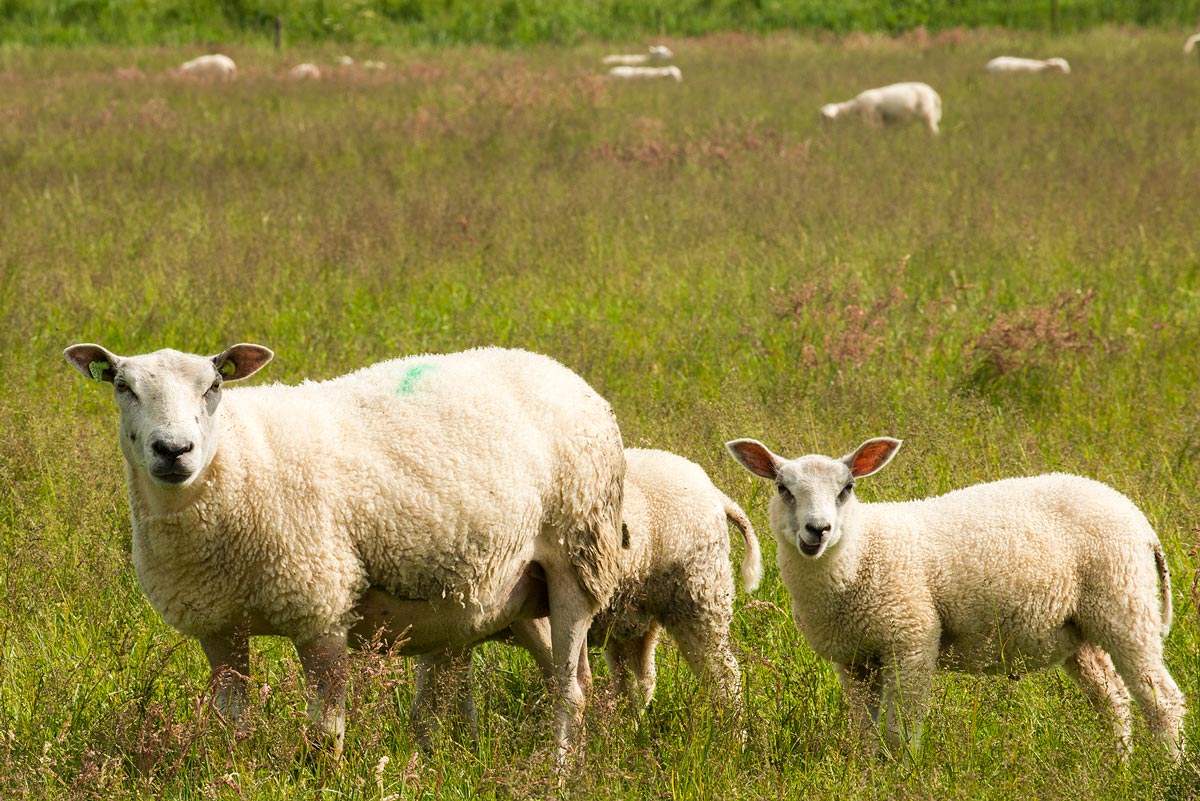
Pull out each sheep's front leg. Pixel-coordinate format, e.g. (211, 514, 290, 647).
(835, 662, 884, 755)
(295, 632, 349, 759)
(200, 633, 250, 727)
(879, 649, 936, 759)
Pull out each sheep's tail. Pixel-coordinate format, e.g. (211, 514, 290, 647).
(720, 491, 762, 594)
(1152, 541, 1173, 638)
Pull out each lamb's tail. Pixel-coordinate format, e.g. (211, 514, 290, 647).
(1152, 541, 1173, 638)
(720, 491, 762, 594)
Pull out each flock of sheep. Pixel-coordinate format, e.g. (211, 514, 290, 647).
(64, 341, 1186, 764)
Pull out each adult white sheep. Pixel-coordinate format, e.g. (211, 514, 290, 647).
(63, 344, 626, 758)
(602, 45, 674, 66)
(289, 63, 322, 80)
(820, 82, 941, 135)
(412, 447, 762, 744)
(726, 437, 1185, 759)
(608, 65, 682, 82)
(985, 56, 1071, 74)
(178, 54, 237, 80)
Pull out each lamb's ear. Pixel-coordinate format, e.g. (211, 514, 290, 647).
(212, 344, 274, 381)
(843, 438, 902, 478)
(726, 439, 783, 480)
(64, 344, 122, 383)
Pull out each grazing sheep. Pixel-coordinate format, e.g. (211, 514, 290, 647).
(413, 447, 762, 744)
(985, 56, 1071, 74)
(820, 82, 941, 135)
(602, 45, 675, 66)
(726, 437, 1185, 759)
(63, 344, 626, 758)
(290, 63, 322, 80)
(363, 60, 386, 71)
(336, 55, 355, 66)
(178, 54, 237, 80)
(608, 65, 682, 82)
(1185, 33, 1200, 54)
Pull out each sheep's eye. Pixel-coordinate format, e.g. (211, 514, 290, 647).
(776, 484, 793, 502)
(206, 379, 222, 395)
(114, 380, 137, 400)
(837, 482, 855, 502)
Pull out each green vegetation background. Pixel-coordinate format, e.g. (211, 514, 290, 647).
(4, 0, 1200, 46)
(2, 23, 1200, 801)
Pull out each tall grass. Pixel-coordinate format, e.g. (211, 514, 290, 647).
(1, 27, 1199, 799)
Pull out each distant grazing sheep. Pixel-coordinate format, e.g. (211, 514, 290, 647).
(608, 65, 682, 82)
(820, 82, 941, 135)
(290, 63, 322, 80)
(63, 344, 626, 759)
(726, 437, 1185, 759)
(1185, 33, 1200, 54)
(602, 45, 674, 66)
(178, 54, 237, 80)
(986, 56, 1071, 74)
(412, 447, 762, 745)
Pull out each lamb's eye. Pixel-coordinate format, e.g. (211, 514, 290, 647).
(777, 484, 793, 502)
(838, 482, 855, 502)
(114, 380, 137, 400)
(206, 379, 222, 395)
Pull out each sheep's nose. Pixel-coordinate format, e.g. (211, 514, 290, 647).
(152, 439, 194, 459)
(805, 522, 831, 539)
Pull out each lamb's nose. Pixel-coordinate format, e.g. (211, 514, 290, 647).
(152, 439, 194, 459)
(805, 522, 831, 539)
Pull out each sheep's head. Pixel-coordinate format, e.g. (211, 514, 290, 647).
(1045, 58, 1070, 74)
(819, 103, 841, 121)
(726, 437, 901, 559)
(648, 45, 674, 61)
(65, 344, 273, 489)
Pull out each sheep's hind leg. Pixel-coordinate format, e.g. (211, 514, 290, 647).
(410, 647, 478, 750)
(544, 573, 595, 762)
(1108, 649, 1186, 759)
(295, 632, 349, 760)
(1063, 644, 1132, 757)
(200, 633, 251, 729)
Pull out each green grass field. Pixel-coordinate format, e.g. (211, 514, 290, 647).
(2, 26, 1199, 799)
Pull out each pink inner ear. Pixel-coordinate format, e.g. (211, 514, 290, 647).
(730, 441, 778, 479)
(850, 441, 895, 476)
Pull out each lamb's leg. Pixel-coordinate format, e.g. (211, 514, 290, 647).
(835, 662, 884, 755)
(1108, 649, 1186, 759)
(1063, 644, 1132, 756)
(603, 624, 660, 712)
(410, 648, 478, 750)
(879, 648, 936, 759)
(295, 632, 349, 759)
(668, 620, 743, 718)
(200, 633, 250, 727)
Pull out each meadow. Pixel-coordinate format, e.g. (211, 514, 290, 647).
(1, 26, 1200, 799)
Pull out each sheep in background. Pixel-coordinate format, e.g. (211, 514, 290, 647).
(412, 447, 762, 745)
(63, 344, 627, 759)
(178, 54, 237, 80)
(726, 437, 1185, 759)
(1185, 33, 1200, 54)
(290, 63, 322, 80)
(820, 82, 941, 135)
(608, 65, 682, 82)
(986, 56, 1071, 74)
(602, 45, 674, 66)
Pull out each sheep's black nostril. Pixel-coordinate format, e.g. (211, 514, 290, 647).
(152, 439, 194, 459)
(805, 523, 831, 538)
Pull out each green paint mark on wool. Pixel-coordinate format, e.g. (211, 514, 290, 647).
(89, 361, 110, 382)
(396, 363, 435, 395)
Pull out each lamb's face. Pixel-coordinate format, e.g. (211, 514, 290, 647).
(65, 343, 273, 489)
(820, 104, 840, 121)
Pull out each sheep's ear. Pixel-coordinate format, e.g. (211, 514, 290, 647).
(843, 438, 902, 478)
(64, 343, 122, 383)
(212, 344, 274, 381)
(726, 439, 783, 480)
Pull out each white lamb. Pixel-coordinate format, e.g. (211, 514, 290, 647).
(412, 447, 762, 744)
(985, 56, 1071, 74)
(289, 63, 322, 80)
(602, 45, 674, 66)
(608, 65, 682, 82)
(63, 344, 627, 758)
(178, 54, 237, 80)
(1185, 33, 1200, 54)
(726, 437, 1185, 759)
(820, 82, 941, 135)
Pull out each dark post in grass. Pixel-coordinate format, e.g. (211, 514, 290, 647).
(1050, 0, 1060, 34)
(274, 15, 283, 51)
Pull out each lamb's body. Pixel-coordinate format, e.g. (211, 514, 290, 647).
(67, 344, 625, 757)
(413, 448, 762, 741)
(178, 54, 237, 80)
(608, 65, 682, 82)
(820, 82, 941, 134)
(985, 56, 1071, 74)
(728, 439, 1185, 758)
(290, 63, 322, 80)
